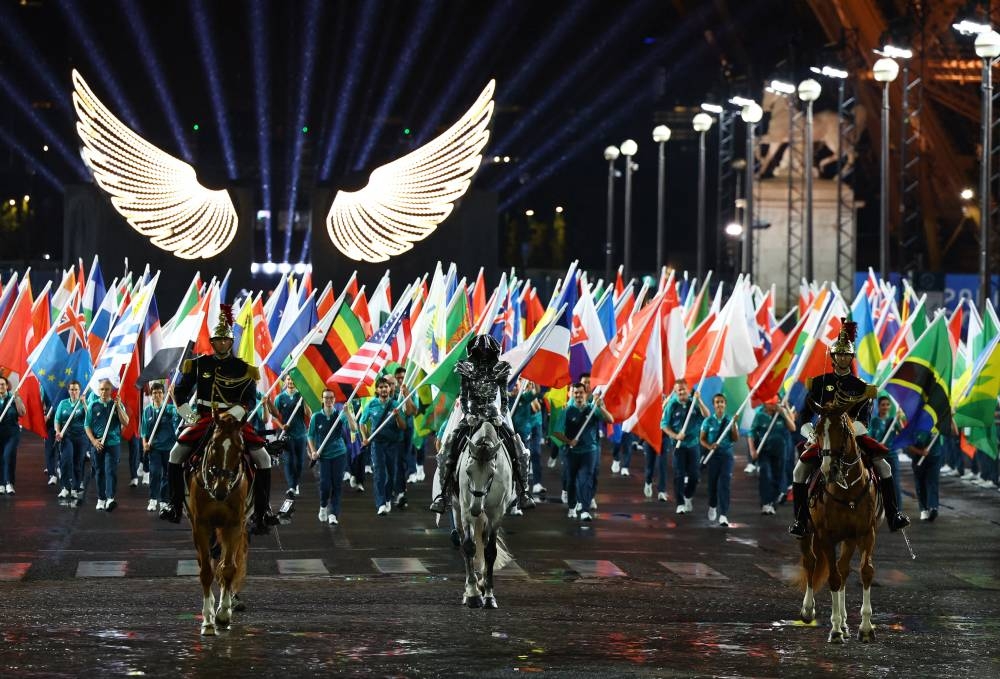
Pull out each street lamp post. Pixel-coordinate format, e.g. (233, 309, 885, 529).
(652, 125, 671, 272)
(798, 78, 822, 282)
(692, 113, 714, 279)
(975, 30, 1000, 309)
(740, 102, 763, 278)
(603, 146, 620, 284)
(620, 139, 638, 282)
(873, 57, 899, 279)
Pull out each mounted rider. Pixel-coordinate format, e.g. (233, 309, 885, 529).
(788, 319, 911, 538)
(159, 305, 281, 535)
(429, 334, 536, 513)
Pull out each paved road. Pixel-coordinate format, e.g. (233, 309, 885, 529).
(1, 438, 998, 677)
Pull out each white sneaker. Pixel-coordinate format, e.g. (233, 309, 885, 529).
(919, 510, 930, 521)
(407, 473, 417, 484)
(547, 457, 557, 468)
(611, 460, 621, 474)
(96, 499, 106, 510)
(684, 498, 693, 512)
(657, 492, 668, 502)
(328, 513, 338, 525)
(676, 504, 688, 515)
(71, 490, 80, 499)
(643, 483, 653, 498)
(718, 515, 729, 527)
(318, 507, 329, 522)
(129, 477, 139, 487)
(377, 505, 388, 516)
(48, 475, 58, 486)
(355, 484, 365, 493)
(4, 484, 13, 495)
(620, 468, 630, 477)
(294, 485, 301, 496)
(146, 499, 158, 511)
(383, 502, 392, 514)
(590, 499, 598, 510)
(762, 504, 776, 515)
(940, 464, 953, 475)
(580, 511, 593, 522)
(343, 471, 352, 482)
(531, 483, 545, 494)
(561, 490, 568, 504)
(567, 507, 577, 519)
(509, 506, 523, 516)
(142, 473, 150, 486)
(744, 463, 757, 474)
(364, 465, 373, 475)
(416, 467, 425, 481)
(708, 506, 718, 521)
(57, 488, 70, 499)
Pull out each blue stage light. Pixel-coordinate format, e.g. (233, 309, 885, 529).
(284, 0, 323, 263)
(298, 228, 313, 265)
(414, 1, 523, 146)
(353, 0, 440, 171)
(55, 0, 142, 131)
(117, 0, 193, 162)
(0, 3, 73, 118)
(0, 71, 88, 181)
(318, 1, 378, 182)
(0, 126, 66, 192)
(492, 0, 654, 156)
(189, 0, 239, 180)
(249, 0, 273, 262)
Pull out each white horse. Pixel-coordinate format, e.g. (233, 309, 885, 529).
(757, 89, 868, 179)
(450, 418, 515, 609)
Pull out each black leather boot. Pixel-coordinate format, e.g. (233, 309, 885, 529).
(788, 482, 810, 538)
(880, 477, 910, 531)
(250, 468, 279, 535)
(158, 462, 185, 523)
(429, 456, 457, 513)
(508, 448, 536, 510)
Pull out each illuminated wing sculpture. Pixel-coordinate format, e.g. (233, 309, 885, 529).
(326, 79, 495, 262)
(72, 69, 238, 260)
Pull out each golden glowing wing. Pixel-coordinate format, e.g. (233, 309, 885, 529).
(71, 69, 238, 260)
(326, 79, 495, 262)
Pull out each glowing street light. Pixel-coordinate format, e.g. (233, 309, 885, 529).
(604, 145, 620, 282)
(693, 112, 714, 279)
(873, 57, 900, 278)
(652, 125, 671, 271)
(620, 139, 638, 281)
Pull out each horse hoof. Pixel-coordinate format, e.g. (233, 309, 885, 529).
(800, 608, 815, 624)
(858, 628, 876, 643)
(484, 597, 498, 609)
(841, 625, 849, 637)
(201, 624, 216, 636)
(215, 618, 230, 629)
(450, 530, 461, 548)
(827, 631, 845, 644)
(467, 595, 484, 609)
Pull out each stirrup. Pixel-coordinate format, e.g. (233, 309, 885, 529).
(887, 512, 910, 532)
(159, 504, 182, 524)
(788, 520, 809, 538)
(429, 494, 450, 513)
(517, 492, 536, 510)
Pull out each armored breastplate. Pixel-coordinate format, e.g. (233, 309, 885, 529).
(193, 355, 256, 409)
(458, 360, 508, 418)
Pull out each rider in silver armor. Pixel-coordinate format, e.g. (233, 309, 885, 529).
(429, 334, 536, 513)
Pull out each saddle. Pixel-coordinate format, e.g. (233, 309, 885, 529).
(806, 463, 879, 510)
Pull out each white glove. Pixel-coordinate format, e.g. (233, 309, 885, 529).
(177, 403, 195, 423)
(800, 422, 815, 442)
(852, 421, 867, 436)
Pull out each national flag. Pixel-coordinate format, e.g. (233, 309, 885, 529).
(137, 309, 205, 387)
(749, 311, 810, 404)
(885, 314, 953, 449)
(161, 273, 201, 338)
(368, 273, 393, 329)
(852, 290, 880, 382)
(523, 283, 545, 337)
(423, 330, 475, 399)
(30, 281, 52, 347)
(49, 269, 77, 323)
(0, 272, 20, 331)
(684, 282, 758, 385)
(86, 277, 121, 362)
(316, 281, 336, 319)
(622, 308, 664, 451)
(594, 287, 616, 343)
(352, 286, 372, 337)
(265, 272, 290, 339)
(569, 277, 605, 378)
(55, 301, 88, 353)
(234, 296, 256, 364)
(471, 268, 487, 322)
(953, 334, 1000, 459)
(290, 296, 367, 408)
(947, 299, 965, 352)
(0, 284, 33, 389)
(88, 274, 159, 391)
(505, 276, 572, 389)
(342, 271, 359, 301)
(262, 293, 318, 384)
(329, 295, 411, 388)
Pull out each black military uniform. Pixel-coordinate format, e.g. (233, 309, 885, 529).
(429, 334, 535, 512)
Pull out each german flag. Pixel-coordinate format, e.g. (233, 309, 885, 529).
(290, 302, 367, 410)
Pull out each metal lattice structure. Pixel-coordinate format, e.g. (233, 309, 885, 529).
(898, 62, 924, 273)
(835, 80, 858, 293)
(786, 107, 806, 310)
(716, 111, 737, 272)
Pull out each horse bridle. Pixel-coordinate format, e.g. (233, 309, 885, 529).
(197, 429, 245, 499)
(819, 414, 870, 509)
(465, 421, 500, 499)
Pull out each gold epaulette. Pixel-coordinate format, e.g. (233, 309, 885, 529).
(247, 365, 260, 381)
(864, 384, 878, 400)
(181, 359, 195, 374)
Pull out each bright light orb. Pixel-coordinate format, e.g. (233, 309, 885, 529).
(325, 80, 496, 263)
(71, 70, 238, 259)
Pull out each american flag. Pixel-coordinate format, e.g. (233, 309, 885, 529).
(329, 299, 411, 387)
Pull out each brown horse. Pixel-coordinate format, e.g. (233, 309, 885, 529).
(187, 412, 250, 636)
(796, 407, 881, 644)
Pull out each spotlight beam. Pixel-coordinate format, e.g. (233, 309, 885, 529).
(189, 0, 239, 180)
(285, 0, 323, 263)
(0, 71, 89, 181)
(491, 0, 655, 155)
(414, 1, 526, 146)
(249, 0, 273, 262)
(318, 1, 378, 182)
(353, 0, 441, 171)
(0, 126, 66, 192)
(0, 3, 74, 118)
(55, 0, 142, 130)
(117, 0, 193, 162)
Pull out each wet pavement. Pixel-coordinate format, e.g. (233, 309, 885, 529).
(1, 439, 999, 677)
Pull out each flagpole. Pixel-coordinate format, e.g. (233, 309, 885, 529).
(145, 336, 195, 444)
(56, 398, 84, 438)
(747, 409, 781, 460)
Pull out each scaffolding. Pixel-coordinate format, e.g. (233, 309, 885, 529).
(786, 104, 805, 310)
(835, 79, 858, 293)
(715, 111, 736, 273)
(898, 62, 923, 274)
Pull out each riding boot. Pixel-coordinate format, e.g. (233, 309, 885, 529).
(509, 444, 536, 510)
(429, 454, 457, 513)
(250, 468, 279, 535)
(158, 462, 185, 523)
(880, 477, 910, 531)
(788, 482, 810, 538)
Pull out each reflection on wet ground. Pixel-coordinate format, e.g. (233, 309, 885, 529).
(2, 576, 999, 677)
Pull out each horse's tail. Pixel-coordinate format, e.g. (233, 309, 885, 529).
(494, 529, 514, 571)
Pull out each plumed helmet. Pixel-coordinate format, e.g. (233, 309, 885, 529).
(211, 304, 235, 340)
(467, 334, 501, 362)
(830, 318, 857, 356)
